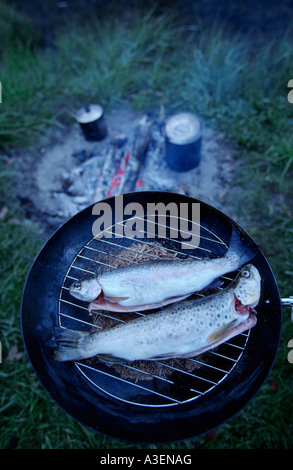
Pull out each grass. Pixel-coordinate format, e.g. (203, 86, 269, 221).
(1, 1, 293, 449)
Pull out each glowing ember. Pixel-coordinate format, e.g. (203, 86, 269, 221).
(107, 152, 130, 197)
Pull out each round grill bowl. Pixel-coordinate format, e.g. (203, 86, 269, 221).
(20, 192, 282, 444)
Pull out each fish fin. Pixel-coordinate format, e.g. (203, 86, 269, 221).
(53, 327, 89, 362)
(105, 295, 130, 302)
(98, 352, 177, 363)
(149, 352, 177, 361)
(226, 226, 258, 267)
(207, 319, 238, 343)
(203, 278, 224, 290)
(97, 354, 127, 364)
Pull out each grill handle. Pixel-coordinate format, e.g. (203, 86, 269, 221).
(281, 297, 293, 323)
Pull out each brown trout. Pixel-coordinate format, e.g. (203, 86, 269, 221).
(54, 264, 261, 363)
(69, 227, 258, 312)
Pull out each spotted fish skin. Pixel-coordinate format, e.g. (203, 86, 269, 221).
(53, 264, 261, 363)
(69, 227, 258, 312)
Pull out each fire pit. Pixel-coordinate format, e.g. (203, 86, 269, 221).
(18, 106, 238, 233)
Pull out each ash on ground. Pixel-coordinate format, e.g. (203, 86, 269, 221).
(18, 106, 239, 234)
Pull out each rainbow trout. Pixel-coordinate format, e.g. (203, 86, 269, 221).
(69, 228, 258, 313)
(54, 264, 261, 363)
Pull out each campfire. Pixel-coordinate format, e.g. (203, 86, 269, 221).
(18, 106, 237, 233)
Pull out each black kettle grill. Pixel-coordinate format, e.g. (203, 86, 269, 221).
(21, 192, 283, 444)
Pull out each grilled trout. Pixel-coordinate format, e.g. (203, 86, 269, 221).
(69, 227, 258, 313)
(54, 264, 261, 363)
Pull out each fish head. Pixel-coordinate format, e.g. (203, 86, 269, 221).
(233, 264, 261, 309)
(69, 276, 102, 302)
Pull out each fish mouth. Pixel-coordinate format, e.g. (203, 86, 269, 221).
(234, 294, 257, 317)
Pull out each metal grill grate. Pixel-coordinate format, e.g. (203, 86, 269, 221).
(58, 216, 250, 408)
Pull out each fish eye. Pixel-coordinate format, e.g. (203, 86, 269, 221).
(73, 281, 81, 290)
(242, 269, 250, 278)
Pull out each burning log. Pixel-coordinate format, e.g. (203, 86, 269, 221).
(91, 115, 153, 201)
(117, 115, 152, 194)
(92, 147, 122, 202)
(106, 152, 130, 198)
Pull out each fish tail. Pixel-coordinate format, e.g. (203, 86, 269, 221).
(53, 327, 91, 362)
(226, 226, 258, 268)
